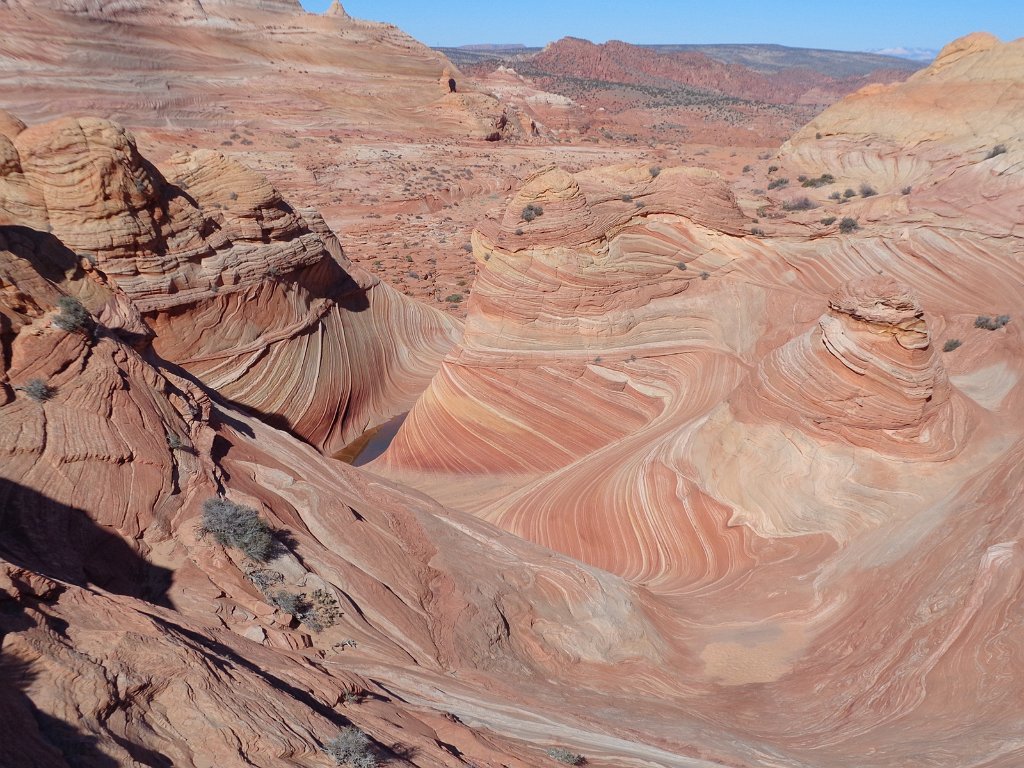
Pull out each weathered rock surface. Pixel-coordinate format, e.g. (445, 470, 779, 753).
(2, 114, 461, 454)
(375, 36, 1024, 766)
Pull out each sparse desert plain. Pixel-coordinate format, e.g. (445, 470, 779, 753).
(1, 1, 1023, 766)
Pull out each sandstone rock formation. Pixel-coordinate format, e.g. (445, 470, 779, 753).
(3, 19, 1024, 768)
(373, 35, 1024, 766)
(3, 112, 461, 454)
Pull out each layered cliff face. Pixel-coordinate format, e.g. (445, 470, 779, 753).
(374, 36, 1024, 766)
(2, 112, 461, 453)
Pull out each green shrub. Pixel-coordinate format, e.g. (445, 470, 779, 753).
(838, 217, 859, 234)
(18, 378, 54, 402)
(324, 727, 377, 768)
(943, 339, 962, 352)
(199, 498, 275, 562)
(547, 748, 585, 765)
(53, 296, 92, 333)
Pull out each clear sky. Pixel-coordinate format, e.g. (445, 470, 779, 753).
(299, 0, 1023, 52)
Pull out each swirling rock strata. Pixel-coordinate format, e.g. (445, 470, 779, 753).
(3, 114, 461, 453)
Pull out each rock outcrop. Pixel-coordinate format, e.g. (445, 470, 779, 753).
(372, 36, 1024, 766)
(3, 113, 461, 454)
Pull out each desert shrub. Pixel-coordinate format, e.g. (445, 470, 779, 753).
(797, 174, 807, 182)
(767, 178, 789, 190)
(649, 166, 661, 177)
(547, 748, 585, 765)
(522, 203, 544, 222)
(700, 271, 710, 280)
(901, 186, 912, 195)
(974, 315, 1010, 330)
(272, 590, 307, 616)
(324, 727, 377, 768)
(199, 498, 275, 562)
(843, 188, 856, 198)
(781, 196, 815, 211)
(19, 378, 54, 402)
(802, 173, 835, 188)
(303, 588, 342, 631)
(462, 242, 473, 253)
(445, 294, 463, 303)
(859, 182, 877, 197)
(742, 164, 752, 173)
(820, 216, 837, 226)
(621, 193, 633, 202)
(986, 144, 1007, 159)
(943, 339, 962, 352)
(675, 261, 687, 270)
(838, 217, 859, 234)
(750, 227, 765, 236)
(635, 200, 645, 208)
(828, 191, 842, 201)
(514, 228, 524, 236)
(228, 191, 238, 201)
(246, 567, 284, 593)
(767, 165, 778, 174)
(53, 296, 92, 333)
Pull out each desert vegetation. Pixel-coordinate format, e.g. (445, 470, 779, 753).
(199, 498, 276, 562)
(324, 727, 378, 767)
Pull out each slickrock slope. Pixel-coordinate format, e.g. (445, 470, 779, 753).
(782, 33, 1024, 190)
(0, 238, 668, 766)
(375, 36, 1024, 766)
(3, 112, 460, 454)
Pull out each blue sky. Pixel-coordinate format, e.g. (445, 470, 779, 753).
(300, 1, 1023, 52)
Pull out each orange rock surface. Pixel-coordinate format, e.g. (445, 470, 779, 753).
(374, 35, 1024, 766)
(3, 5, 1024, 764)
